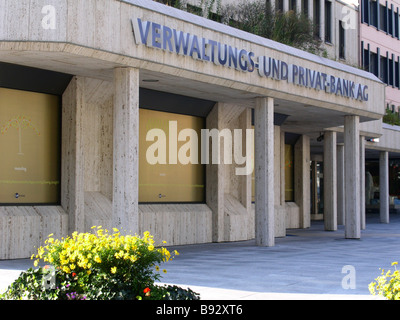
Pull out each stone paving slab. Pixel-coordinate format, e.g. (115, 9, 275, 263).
(0, 213, 398, 300)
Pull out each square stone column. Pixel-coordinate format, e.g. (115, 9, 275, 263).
(344, 116, 360, 239)
(324, 131, 337, 231)
(337, 144, 345, 225)
(254, 97, 274, 246)
(112, 67, 139, 234)
(294, 135, 311, 228)
(380, 151, 389, 224)
(62, 76, 85, 234)
(296, 0, 301, 13)
(308, 0, 314, 20)
(205, 103, 225, 242)
(283, 0, 289, 11)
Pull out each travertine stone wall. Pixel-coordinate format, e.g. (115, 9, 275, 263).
(139, 204, 212, 245)
(0, 206, 67, 259)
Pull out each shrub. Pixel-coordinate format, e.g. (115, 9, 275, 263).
(1, 227, 199, 300)
(383, 109, 400, 126)
(369, 262, 400, 300)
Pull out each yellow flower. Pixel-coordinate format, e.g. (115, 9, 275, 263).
(163, 269, 167, 274)
(62, 266, 70, 273)
(392, 262, 398, 266)
(148, 245, 154, 251)
(94, 255, 102, 263)
(155, 265, 160, 271)
(111, 267, 117, 274)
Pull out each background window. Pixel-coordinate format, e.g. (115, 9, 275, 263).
(339, 20, 345, 59)
(380, 4, 387, 32)
(139, 108, 205, 203)
(313, 0, 320, 38)
(285, 144, 295, 202)
(380, 55, 388, 84)
(325, 0, 332, 42)
(0, 88, 61, 204)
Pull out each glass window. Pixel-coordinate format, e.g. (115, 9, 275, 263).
(325, 1, 332, 43)
(389, 160, 400, 199)
(289, 0, 296, 11)
(314, 0, 320, 38)
(370, 51, 378, 76)
(380, 55, 388, 84)
(363, 49, 370, 72)
(139, 108, 205, 203)
(362, 0, 369, 23)
(369, 0, 378, 27)
(251, 143, 295, 202)
(339, 20, 345, 59)
(285, 144, 295, 202)
(380, 4, 387, 32)
(389, 57, 394, 86)
(0, 88, 60, 204)
(303, 0, 309, 15)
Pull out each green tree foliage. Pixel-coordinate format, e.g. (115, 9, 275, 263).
(220, 0, 322, 54)
(154, 0, 323, 55)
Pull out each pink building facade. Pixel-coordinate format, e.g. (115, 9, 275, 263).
(360, 0, 400, 111)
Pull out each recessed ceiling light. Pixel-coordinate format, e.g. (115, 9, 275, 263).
(142, 79, 159, 83)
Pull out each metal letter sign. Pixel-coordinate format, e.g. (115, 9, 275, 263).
(131, 18, 369, 102)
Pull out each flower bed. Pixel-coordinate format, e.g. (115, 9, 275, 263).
(369, 262, 400, 300)
(0, 227, 199, 300)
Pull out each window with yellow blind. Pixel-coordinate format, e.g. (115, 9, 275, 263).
(0, 88, 61, 204)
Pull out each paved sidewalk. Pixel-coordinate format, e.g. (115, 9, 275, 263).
(1, 213, 398, 300)
(159, 213, 400, 300)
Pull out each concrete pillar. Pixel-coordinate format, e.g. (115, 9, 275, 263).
(206, 104, 225, 242)
(112, 67, 139, 234)
(294, 135, 311, 228)
(61, 76, 85, 234)
(274, 126, 285, 237)
(320, 0, 325, 42)
(296, 0, 302, 13)
(239, 108, 252, 211)
(337, 144, 345, 225)
(283, 0, 289, 12)
(380, 151, 389, 224)
(308, 0, 314, 20)
(360, 137, 366, 229)
(254, 97, 275, 246)
(323, 131, 337, 231)
(344, 116, 360, 239)
(268, 0, 276, 11)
